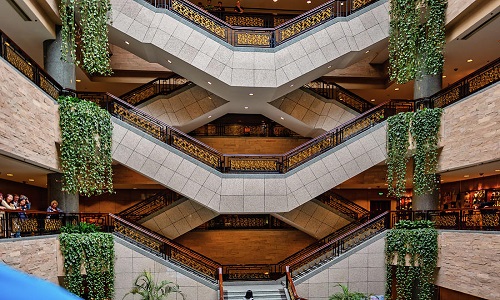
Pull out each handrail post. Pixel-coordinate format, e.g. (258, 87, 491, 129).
(218, 267, 224, 300)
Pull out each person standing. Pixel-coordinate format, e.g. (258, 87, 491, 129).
(234, 0, 244, 13)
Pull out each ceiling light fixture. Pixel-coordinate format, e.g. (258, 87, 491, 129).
(370, 99, 375, 102)
(244, 106, 249, 109)
(467, 59, 473, 63)
(28, 179, 35, 182)
(280, 117, 284, 120)
(273, 0, 277, 2)
(464, 175, 470, 178)
(249, 93, 254, 96)
(495, 169, 500, 172)
(208, 81, 212, 85)
(442, 75, 446, 78)
(307, 0, 311, 3)
(328, 65, 332, 68)
(75, 79, 81, 83)
(208, 115, 212, 118)
(365, 50, 370, 53)
(6, 173, 13, 177)
(125, 41, 130, 45)
(167, 60, 172, 63)
(394, 87, 400, 91)
(290, 84, 294, 87)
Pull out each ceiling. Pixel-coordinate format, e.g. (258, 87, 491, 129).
(0, 0, 499, 192)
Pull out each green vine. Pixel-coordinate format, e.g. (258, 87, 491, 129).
(385, 220, 438, 300)
(411, 108, 443, 195)
(389, 0, 447, 83)
(58, 96, 113, 196)
(387, 112, 412, 198)
(60, 0, 112, 75)
(386, 108, 442, 197)
(59, 231, 115, 299)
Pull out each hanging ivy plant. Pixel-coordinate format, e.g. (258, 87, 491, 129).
(58, 96, 113, 196)
(386, 108, 442, 197)
(385, 220, 438, 300)
(411, 108, 443, 195)
(59, 231, 115, 300)
(387, 112, 412, 198)
(389, 0, 447, 83)
(60, 0, 112, 75)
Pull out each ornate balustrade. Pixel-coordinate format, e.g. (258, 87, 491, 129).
(119, 76, 190, 106)
(304, 80, 374, 113)
(317, 191, 370, 220)
(139, 0, 380, 47)
(198, 214, 291, 230)
(118, 191, 182, 222)
(286, 266, 307, 300)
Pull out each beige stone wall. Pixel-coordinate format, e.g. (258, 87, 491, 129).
(438, 83, 500, 172)
(296, 235, 386, 299)
(0, 58, 60, 170)
(0, 236, 60, 284)
(436, 231, 500, 300)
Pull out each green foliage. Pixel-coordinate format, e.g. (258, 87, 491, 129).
(124, 271, 185, 300)
(389, 0, 447, 83)
(386, 108, 443, 197)
(411, 108, 443, 195)
(329, 284, 367, 300)
(386, 112, 412, 198)
(59, 232, 115, 299)
(58, 96, 113, 196)
(385, 220, 438, 300)
(60, 0, 112, 75)
(60, 222, 101, 233)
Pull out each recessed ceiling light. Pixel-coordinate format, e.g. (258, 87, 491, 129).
(370, 99, 375, 102)
(290, 84, 294, 87)
(467, 59, 473, 63)
(6, 173, 13, 177)
(244, 106, 249, 109)
(340, 2, 343, 5)
(442, 75, 446, 78)
(273, 0, 277, 2)
(464, 175, 470, 178)
(280, 117, 284, 120)
(307, 0, 311, 3)
(133, 188, 137, 189)
(208, 97, 212, 99)
(440, 180, 444, 182)
(28, 179, 35, 182)
(75, 79, 81, 83)
(208, 81, 212, 85)
(365, 50, 370, 53)
(249, 93, 254, 96)
(495, 169, 500, 172)
(167, 60, 172, 63)
(208, 115, 212, 118)
(328, 65, 332, 68)
(125, 41, 130, 45)
(394, 88, 400, 91)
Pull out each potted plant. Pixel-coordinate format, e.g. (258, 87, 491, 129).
(124, 270, 185, 300)
(329, 284, 367, 300)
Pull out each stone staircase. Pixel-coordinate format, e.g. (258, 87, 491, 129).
(224, 284, 288, 300)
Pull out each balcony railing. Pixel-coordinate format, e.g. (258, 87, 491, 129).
(118, 190, 183, 222)
(316, 191, 370, 220)
(119, 76, 190, 106)
(1, 30, 499, 174)
(139, 0, 381, 48)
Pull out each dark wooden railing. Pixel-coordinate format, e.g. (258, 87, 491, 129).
(210, 11, 298, 28)
(286, 266, 307, 300)
(317, 191, 370, 220)
(118, 191, 183, 222)
(304, 80, 374, 113)
(139, 0, 380, 47)
(218, 267, 224, 300)
(1, 30, 499, 175)
(119, 76, 190, 106)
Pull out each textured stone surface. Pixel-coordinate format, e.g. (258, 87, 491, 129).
(0, 59, 59, 170)
(438, 83, 500, 172)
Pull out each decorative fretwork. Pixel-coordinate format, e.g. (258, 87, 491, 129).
(227, 272, 270, 280)
(122, 85, 156, 105)
(172, 135, 220, 167)
(287, 137, 334, 169)
(225, 15, 265, 27)
(170, 249, 217, 278)
(5, 45, 34, 80)
(236, 33, 270, 47)
(114, 220, 163, 252)
(12, 218, 38, 233)
(113, 104, 164, 140)
(353, 0, 372, 10)
(44, 219, 62, 231)
(338, 91, 364, 112)
(481, 213, 500, 227)
(229, 159, 278, 172)
(171, 0, 226, 39)
(343, 109, 384, 139)
(430, 214, 457, 227)
(468, 65, 500, 93)
(279, 7, 332, 42)
(39, 74, 60, 99)
(433, 86, 460, 108)
(274, 17, 291, 27)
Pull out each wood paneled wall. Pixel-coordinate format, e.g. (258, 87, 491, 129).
(195, 137, 311, 154)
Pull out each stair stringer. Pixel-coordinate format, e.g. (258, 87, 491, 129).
(112, 118, 387, 214)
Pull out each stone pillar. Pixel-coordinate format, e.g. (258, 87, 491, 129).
(412, 73, 442, 211)
(43, 26, 76, 90)
(47, 173, 79, 213)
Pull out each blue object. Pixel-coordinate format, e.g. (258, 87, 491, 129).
(0, 263, 82, 300)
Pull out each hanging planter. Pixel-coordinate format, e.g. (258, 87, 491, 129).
(60, 0, 112, 75)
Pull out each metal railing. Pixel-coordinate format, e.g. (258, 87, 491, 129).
(119, 76, 190, 106)
(117, 191, 182, 222)
(138, 0, 380, 47)
(304, 80, 374, 113)
(317, 191, 370, 220)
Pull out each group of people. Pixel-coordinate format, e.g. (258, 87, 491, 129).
(196, 0, 244, 13)
(0, 193, 31, 212)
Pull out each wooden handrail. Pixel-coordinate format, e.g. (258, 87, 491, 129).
(218, 267, 224, 300)
(286, 266, 307, 300)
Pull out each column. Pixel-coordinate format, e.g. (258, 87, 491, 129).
(43, 26, 76, 90)
(47, 173, 79, 213)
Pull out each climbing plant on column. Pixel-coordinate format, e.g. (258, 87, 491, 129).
(386, 111, 412, 198)
(389, 0, 447, 83)
(58, 96, 113, 196)
(59, 0, 112, 75)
